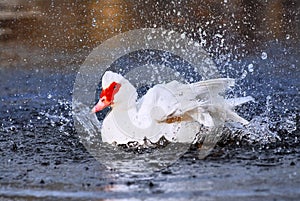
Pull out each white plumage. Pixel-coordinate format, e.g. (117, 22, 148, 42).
(93, 71, 253, 144)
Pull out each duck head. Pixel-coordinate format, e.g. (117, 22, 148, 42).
(92, 71, 138, 113)
(92, 81, 121, 113)
(92, 71, 123, 113)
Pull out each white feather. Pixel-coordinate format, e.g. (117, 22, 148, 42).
(98, 71, 253, 144)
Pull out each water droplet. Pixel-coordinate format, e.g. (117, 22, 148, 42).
(92, 18, 97, 27)
(286, 34, 290, 40)
(261, 52, 268, 60)
(248, 63, 254, 72)
(240, 70, 247, 79)
(214, 34, 223, 38)
(180, 33, 186, 39)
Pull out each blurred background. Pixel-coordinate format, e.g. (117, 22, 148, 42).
(0, 1, 299, 200)
(0, 0, 298, 60)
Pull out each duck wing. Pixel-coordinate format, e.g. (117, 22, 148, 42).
(140, 78, 253, 127)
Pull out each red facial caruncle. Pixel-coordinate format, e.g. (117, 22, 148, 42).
(92, 82, 121, 113)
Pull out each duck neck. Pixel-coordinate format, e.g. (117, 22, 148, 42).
(112, 80, 137, 109)
(111, 82, 154, 129)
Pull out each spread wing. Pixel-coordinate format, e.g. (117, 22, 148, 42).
(138, 78, 252, 127)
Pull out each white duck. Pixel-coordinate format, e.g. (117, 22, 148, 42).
(92, 71, 253, 144)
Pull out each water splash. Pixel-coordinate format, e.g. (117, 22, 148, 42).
(261, 52, 268, 60)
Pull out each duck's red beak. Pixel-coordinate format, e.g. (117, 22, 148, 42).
(91, 97, 111, 113)
(92, 82, 121, 113)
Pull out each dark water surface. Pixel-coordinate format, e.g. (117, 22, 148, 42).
(1, 1, 299, 200)
(0, 40, 299, 201)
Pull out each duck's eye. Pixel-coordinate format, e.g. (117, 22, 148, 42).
(113, 85, 117, 90)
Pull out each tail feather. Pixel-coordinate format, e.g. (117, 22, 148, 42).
(191, 78, 235, 95)
(159, 78, 253, 126)
(226, 96, 254, 107)
(225, 110, 250, 125)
